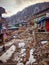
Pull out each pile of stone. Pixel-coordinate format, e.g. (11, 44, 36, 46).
(32, 32, 49, 65)
(18, 27, 33, 39)
(33, 42, 49, 65)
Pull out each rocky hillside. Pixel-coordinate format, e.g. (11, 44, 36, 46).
(6, 2, 49, 24)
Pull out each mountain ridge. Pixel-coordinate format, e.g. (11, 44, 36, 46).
(6, 2, 49, 24)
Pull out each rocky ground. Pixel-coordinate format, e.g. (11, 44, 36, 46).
(0, 26, 36, 65)
(0, 26, 49, 65)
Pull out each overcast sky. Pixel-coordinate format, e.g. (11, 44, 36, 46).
(0, 0, 49, 17)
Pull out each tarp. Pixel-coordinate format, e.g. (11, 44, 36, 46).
(46, 20, 49, 32)
(38, 17, 49, 24)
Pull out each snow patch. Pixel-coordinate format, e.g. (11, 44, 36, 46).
(17, 62, 24, 65)
(18, 42, 25, 48)
(26, 49, 36, 64)
(41, 40, 48, 44)
(0, 45, 16, 62)
(20, 49, 26, 57)
(20, 49, 26, 54)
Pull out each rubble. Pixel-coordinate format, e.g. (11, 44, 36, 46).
(33, 32, 49, 65)
(0, 25, 49, 65)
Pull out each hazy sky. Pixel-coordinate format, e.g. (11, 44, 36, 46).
(0, 0, 49, 17)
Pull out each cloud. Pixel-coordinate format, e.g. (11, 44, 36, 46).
(0, 0, 49, 17)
